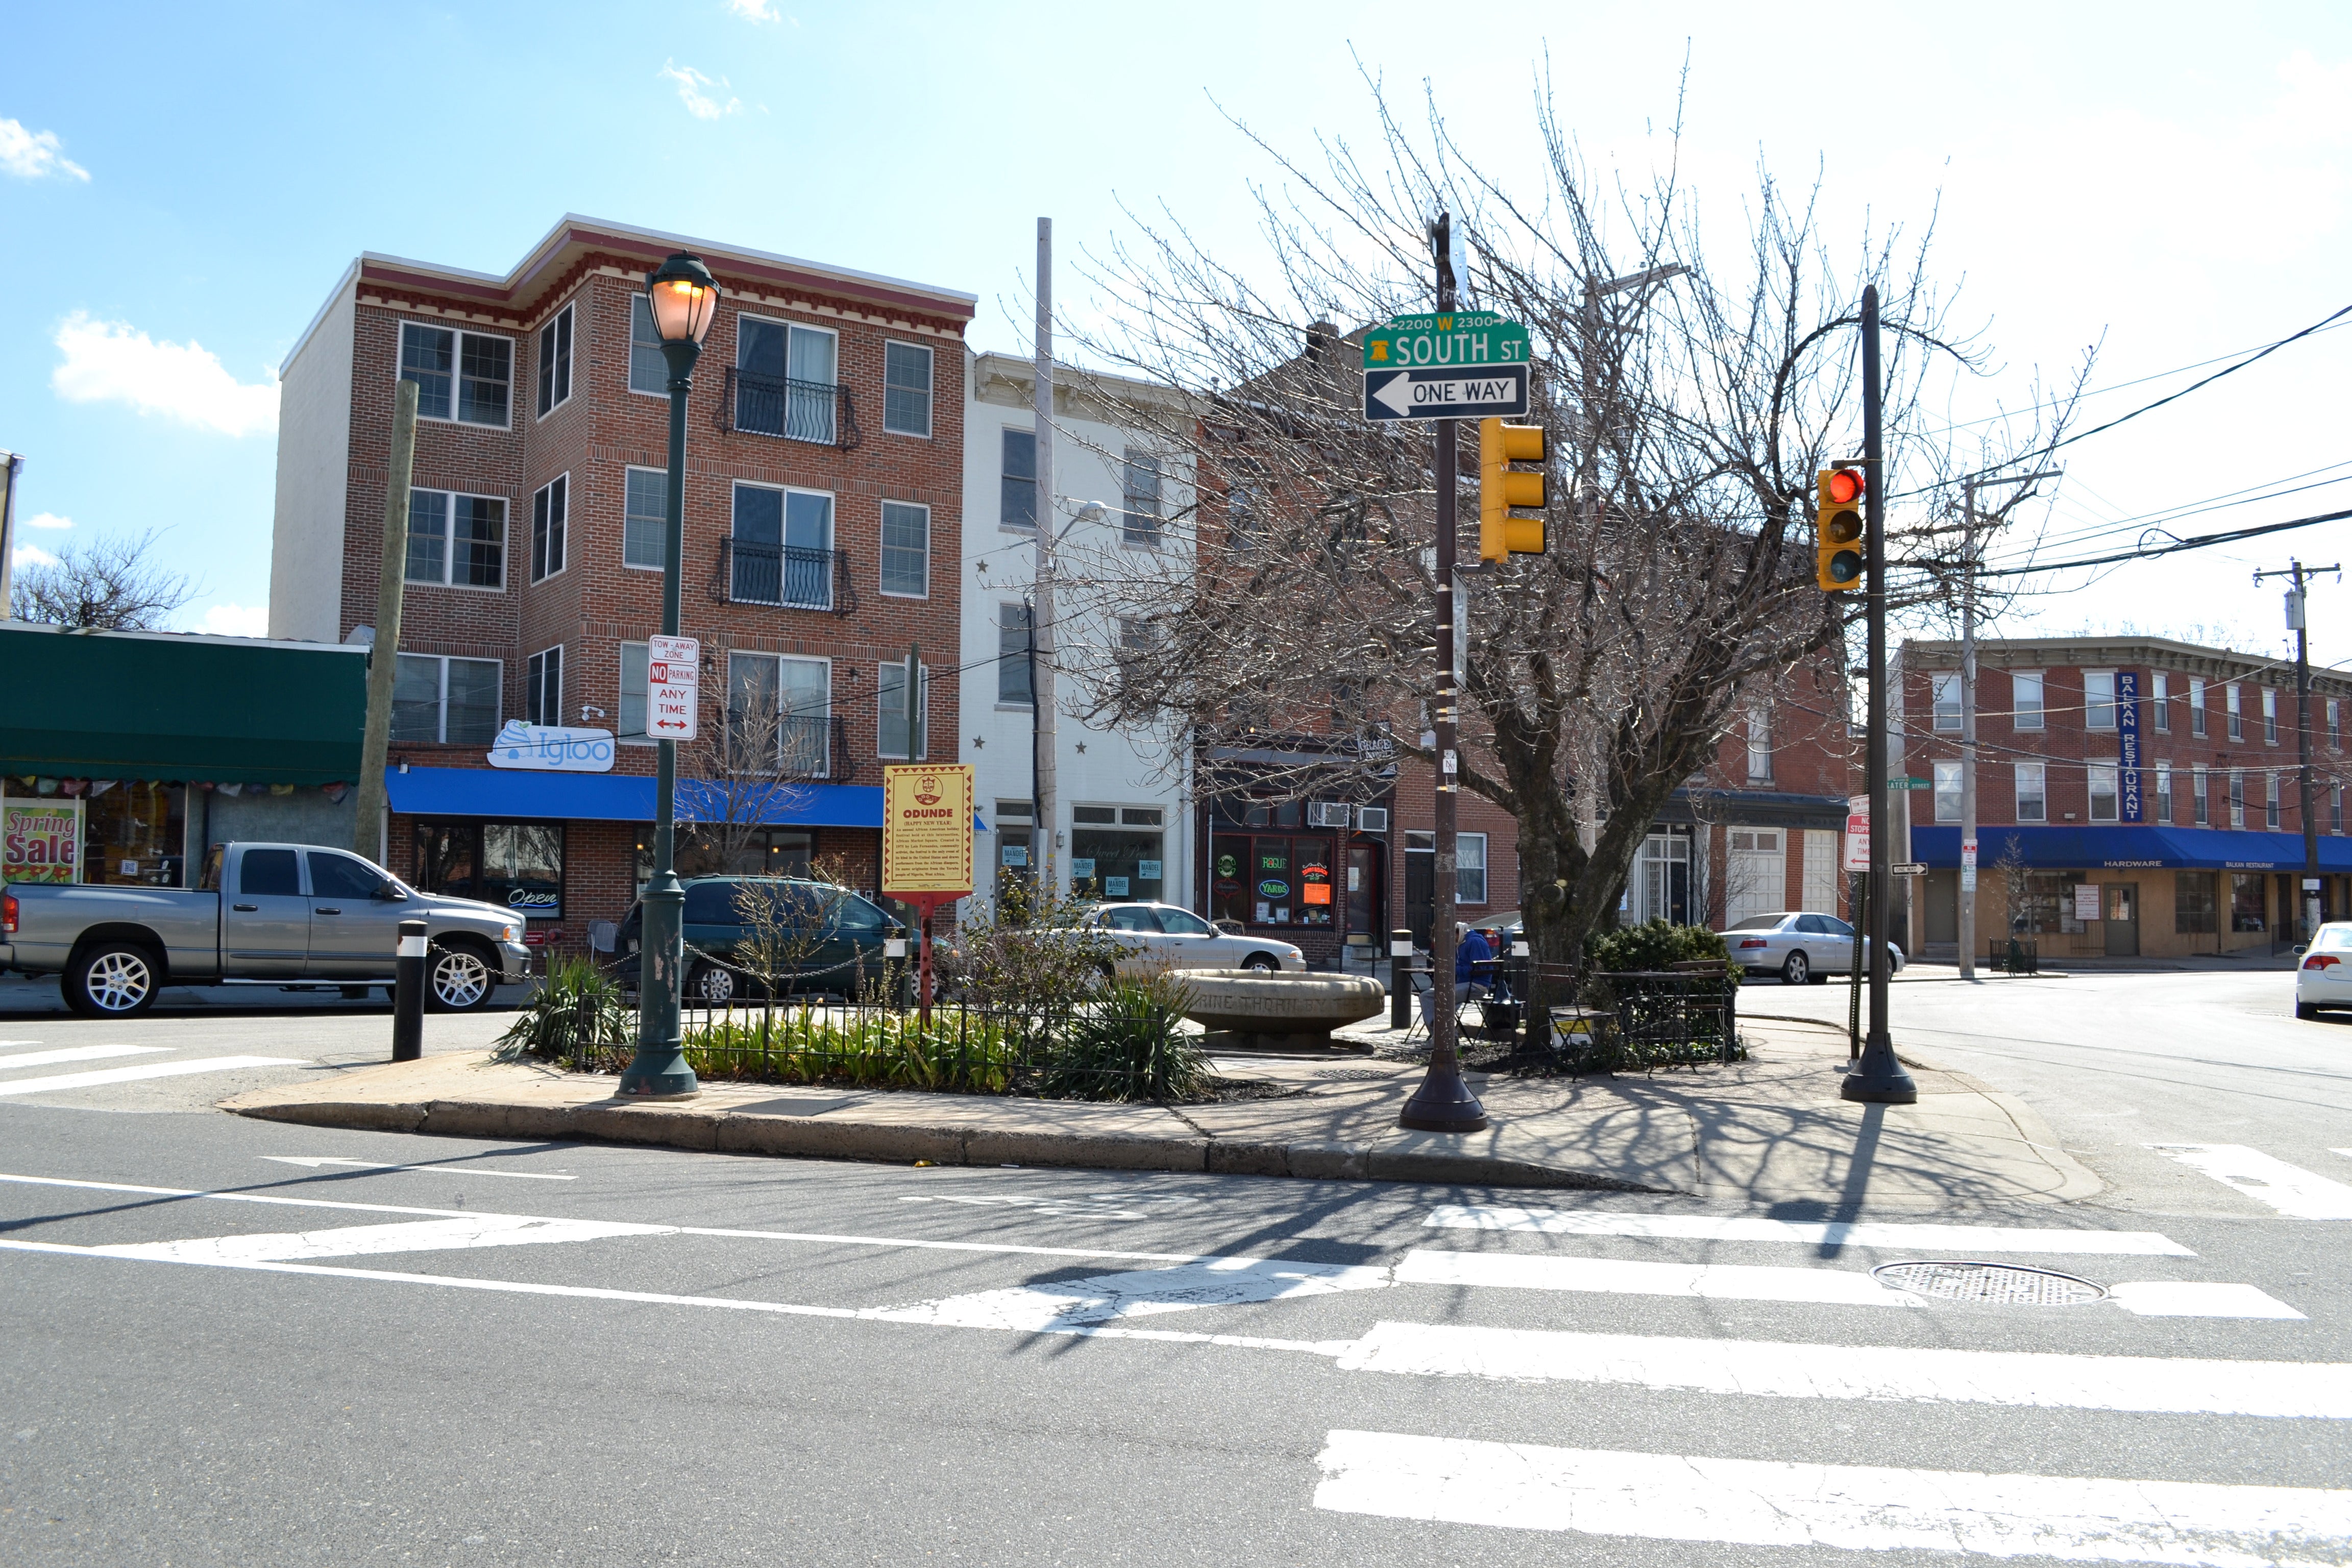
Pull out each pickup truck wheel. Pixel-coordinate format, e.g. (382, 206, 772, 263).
(66, 942, 162, 1017)
(425, 941, 498, 1013)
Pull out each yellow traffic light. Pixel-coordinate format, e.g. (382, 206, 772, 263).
(1479, 418, 1548, 564)
(1816, 465, 1865, 592)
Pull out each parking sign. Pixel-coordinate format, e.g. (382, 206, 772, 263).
(647, 634, 699, 742)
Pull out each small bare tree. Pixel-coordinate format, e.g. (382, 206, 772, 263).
(674, 657, 819, 877)
(10, 530, 193, 629)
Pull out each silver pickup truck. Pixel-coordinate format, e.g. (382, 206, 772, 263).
(1, 842, 532, 1017)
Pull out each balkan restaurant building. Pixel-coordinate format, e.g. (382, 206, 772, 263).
(269, 216, 976, 946)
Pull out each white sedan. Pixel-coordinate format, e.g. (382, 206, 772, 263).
(2295, 922, 2352, 1020)
(1719, 911, 1905, 984)
(1083, 902, 1306, 976)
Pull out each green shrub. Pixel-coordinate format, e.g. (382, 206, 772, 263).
(496, 957, 634, 1066)
(681, 1006, 1020, 1094)
(1582, 918, 1730, 975)
(1038, 977, 1209, 1103)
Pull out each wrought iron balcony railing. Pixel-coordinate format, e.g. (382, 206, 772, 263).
(715, 712, 852, 783)
(721, 367, 862, 450)
(715, 537, 854, 615)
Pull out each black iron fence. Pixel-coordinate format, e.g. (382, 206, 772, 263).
(1464, 955, 1742, 1075)
(718, 536, 845, 611)
(722, 366, 861, 449)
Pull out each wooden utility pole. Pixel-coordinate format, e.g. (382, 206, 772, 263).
(352, 379, 419, 863)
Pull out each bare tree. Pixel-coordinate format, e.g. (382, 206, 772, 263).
(673, 658, 821, 878)
(9, 530, 194, 629)
(1050, 70, 2082, 1013)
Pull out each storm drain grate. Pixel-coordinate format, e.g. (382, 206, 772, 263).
(1871, 1260, 2108, 1305)
(1313, 1068, 1399, 1082)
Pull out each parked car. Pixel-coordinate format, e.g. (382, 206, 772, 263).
(1, 842, 530, 1017)
(611, 876, 900, 1004)
(1719, 911, 1905, 984)
(1077, 902, 1305, 976)
(2294, 922, 2352, 1020)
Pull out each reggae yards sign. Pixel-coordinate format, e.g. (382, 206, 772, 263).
(881, 765, 975, 899)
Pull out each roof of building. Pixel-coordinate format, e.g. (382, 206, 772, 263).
(1899, 634, 2352, 698)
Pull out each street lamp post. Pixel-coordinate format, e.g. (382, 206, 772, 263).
(620, 252, 721, 1099)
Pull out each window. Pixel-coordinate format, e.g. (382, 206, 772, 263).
(877, 660, 928, 760)
(879, 501, 929, 598)
(1227, 483, 1259, 548)
(1209, 834, 1335, 926)
(308, 850, 386, 901)
(398, 321, 509, 426)
(2226, 682, 2243, 741)
(535, 303, 573, 417)
(1000, 429, 1037, 530)
(2084, 670, 2117, 730)
(997, 603, 1033, 705)
(239, 847, 301, 897)
(2087, 764, 2119, 823)
(2152, 671, 2170, 733)
(624, 468, 666, 571)
(1072, 807, 1165, 901)
(405, 489, 506, 589)
(1458, 832, 1489, 904)
(726, 652, 831, 776)
(1931, 673, 1962, 732)
(883, 341, 933, 437)
(2229, 769, 2246, 828)
(523, 646, 562, 727)
(1122, 449, 1163, 547)
(2015, 762, 2046, 823)
(1933, 760, 1963, 822)
(1746, 702, 1774, 781)
(2267, 771, 2282, 829)
(736, 317, 837, 443)
(2012, 670, 2044, 730)
(2154, 763, 2172, 823)
(529, 474, 568, 582)
(2192, 765, 2210, 826)
(2175, 871, 2217, 935)
(413, 823, 565, 920)
(2335, 786, 2345, 834)
(2190, 677, 2208, 738)
(619, 641, 649, 742)
(391, 653, 501, 745)
(2231, 872, 2267, 933)
(2263, 688, 2278, 745)
(730, 483, 834, 608)
(2331, 698, 2342, 749)
(629, 295, 667, 395)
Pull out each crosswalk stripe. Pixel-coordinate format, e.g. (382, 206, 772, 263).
(1396, 1249, 1922, 1307)
(260, 1157, 577, 1181)
(0, 1057, 306, 1098)
(0, 1045, 170, 1072)
(2148, 1144, 2352, 1219)
(1426, 1205, 2194, 1256)
(1311, 1429, 2352, 1562)
(95, 1215, 668, 1264)
(1334, 1321, 2352, 1417)
(871, 1258, 1395, 1331)
(2107, 1282, 2305, 1319)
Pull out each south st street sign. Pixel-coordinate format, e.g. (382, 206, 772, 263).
(1360, 311, 1533, 422)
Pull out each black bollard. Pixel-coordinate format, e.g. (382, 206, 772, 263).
(393, 918, 427, 1062)
(1390, 928, 1413, 1029)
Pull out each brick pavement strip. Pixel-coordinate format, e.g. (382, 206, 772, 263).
(216, 1022, 2099, 1207)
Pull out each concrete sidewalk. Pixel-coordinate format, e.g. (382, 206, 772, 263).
(219, 1019, 2097, 1210)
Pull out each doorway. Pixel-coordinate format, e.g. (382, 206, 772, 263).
(2102, 882, 2139, 957)
(1404, 838, 1433, 949)
(1346, 842, 1383, 941)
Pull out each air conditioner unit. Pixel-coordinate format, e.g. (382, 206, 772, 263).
(1356, 806, 1390, 832)
(1307, 801, 1352, 829)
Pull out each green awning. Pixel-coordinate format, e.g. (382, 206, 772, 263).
(0, 622, 369, 786)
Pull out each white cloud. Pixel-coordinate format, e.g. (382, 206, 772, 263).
(51, 311, 279, 437)
(726, 0, 777, 18)
(195, 602, 270, 639)
(659, 61, 741, 120)
(10, 542, 61, 573)
(0, 117, 89, 182)
(22, 511, 71, 530)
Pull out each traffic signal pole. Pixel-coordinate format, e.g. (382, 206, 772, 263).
(2255, 558, 2338, 939)
(1843, 284, 1917, 1106)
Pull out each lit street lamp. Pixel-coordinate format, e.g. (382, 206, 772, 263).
(619, 252, 721, 1098)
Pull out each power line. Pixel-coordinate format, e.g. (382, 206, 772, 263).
(1958, 505, 2352, 581)
(2039, 301, 2352, 455)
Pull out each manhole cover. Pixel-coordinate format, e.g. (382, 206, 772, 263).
(1870, 1260, 2108, 1305)
(1314, 1068, 1396, 1081)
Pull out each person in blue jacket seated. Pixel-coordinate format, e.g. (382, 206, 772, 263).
(1454, 921, 1493, 1004)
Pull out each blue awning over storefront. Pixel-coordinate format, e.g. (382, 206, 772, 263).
(383, 767, 985, 831)
(1911, 824, 2352, 873)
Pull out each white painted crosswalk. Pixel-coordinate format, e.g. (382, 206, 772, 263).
(0, 1056, 305, 1097)
(2149, 1143, 2352, 1219)
(0, 1043, 170, 1071)
(1426, 1204, 2197, 1255)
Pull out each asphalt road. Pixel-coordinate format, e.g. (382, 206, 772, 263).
(2, 969, 2349, 1565)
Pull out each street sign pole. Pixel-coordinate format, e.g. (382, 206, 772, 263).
(1400, 213, 1487, 1134)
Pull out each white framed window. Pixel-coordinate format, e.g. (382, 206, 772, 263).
(2228, 769, 2246, 828)
(535, 302, 574, 418)
(2012, 670, 2044, 730)
(2267, 771, 2282, 829)
(405, 489, 506, 590)
(2190, 677, 2208, 738)
(1933, 760, 1963, 822)
(2087, 763, 2119, 823)
(2263, 687, 2278, 745)
(879, 500, 929, 598)
(2152, 671, 2170, 733)
(997, 603, 1034, 705)
(726, 651, 831, 777)
(628, 295, 667, 396)
(1122, 448, 1163, 547)
(878, 660, 929, 760)
(1227, 482, 1260, 548)
(1746, 702, 1773, 781)
(391, 653, 501, 744)
(1457, 831, 1488, 905)
(883, 341, 933, 437)
(618, 641, 650, 743)
(525, 645, 562, 726)
(2015, 762, 2046, 823)
(2153, 763, 2172, 823)
(1931, 673, 1961, 732)
(529, 474, 568, 583)
(1000, 428, 1037, 530)
(2331, 698, 2342, 749)
(623, 467, 667, 571)
(2084, 670, 2118, 730)
(2334, 785, 2344, 833)
(398, 321, 510, 427)
(2192, 764, 2209, 826)
(730, 482, 835, 609)
(736, 314, 838, 444)
(2226, 682, 2243, 742)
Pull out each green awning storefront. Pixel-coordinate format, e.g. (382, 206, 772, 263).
(0, 622, 368, 786)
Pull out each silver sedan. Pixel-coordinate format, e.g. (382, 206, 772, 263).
(1720, 911, 1905, 984)
(1083, 902, 1306, 976)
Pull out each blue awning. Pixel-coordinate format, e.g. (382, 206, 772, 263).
(1910, 824, 2352, 873)
(383, 767, 985, 831)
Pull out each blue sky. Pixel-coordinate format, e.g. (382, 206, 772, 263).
(5, 2, 2350, 666)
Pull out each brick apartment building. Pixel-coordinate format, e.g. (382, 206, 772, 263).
(270, 215, 975, 949)
(1896, 635, 2352, 961)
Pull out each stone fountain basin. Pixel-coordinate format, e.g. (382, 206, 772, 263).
(1174, 969, 1387, 1050)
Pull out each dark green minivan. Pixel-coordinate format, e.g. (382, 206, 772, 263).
(612, 877, 899, 1003)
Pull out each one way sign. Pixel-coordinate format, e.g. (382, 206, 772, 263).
(1363, 363, 1529, 422)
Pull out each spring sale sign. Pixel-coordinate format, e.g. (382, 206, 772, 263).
(3, 800, 83, 884)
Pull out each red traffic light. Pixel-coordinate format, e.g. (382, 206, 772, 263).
(1824, 467, 1864, 505)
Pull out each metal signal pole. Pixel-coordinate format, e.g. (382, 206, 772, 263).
(2255, 558, 2338, 939)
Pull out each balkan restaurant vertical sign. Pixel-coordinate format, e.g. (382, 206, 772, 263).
(881, 765, 974, 899)
(2117, 671, 2144, 824)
